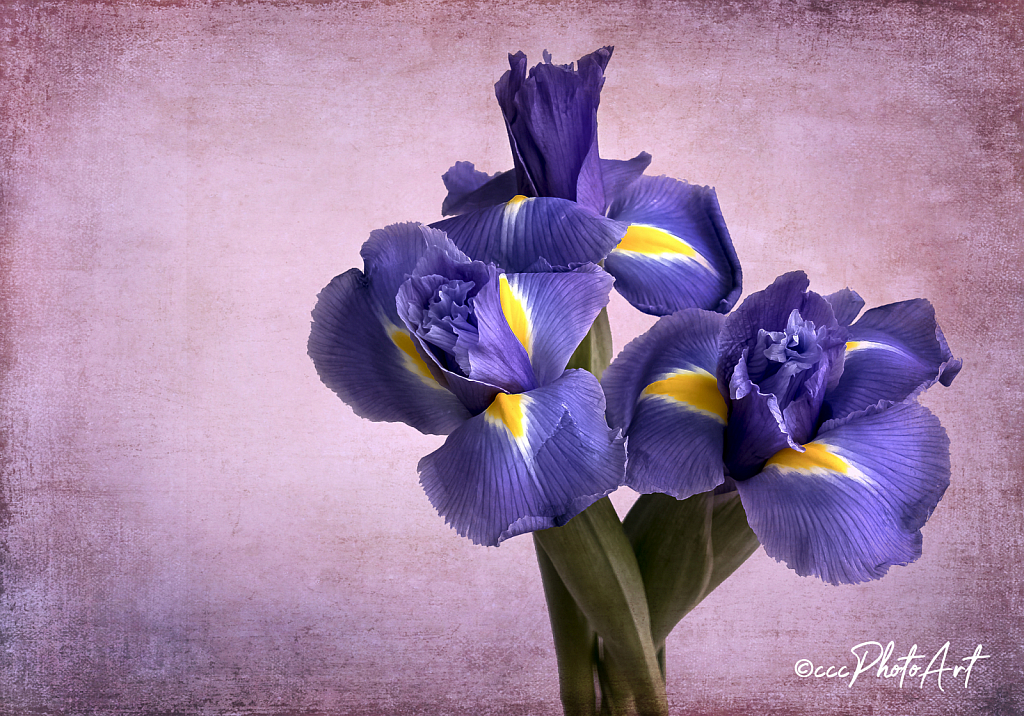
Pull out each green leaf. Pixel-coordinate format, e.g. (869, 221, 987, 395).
(566, 307, 613, 378)
(623, 492, 713, 649)
(623, 491, 760, 650)
(534, 498, 668, 716)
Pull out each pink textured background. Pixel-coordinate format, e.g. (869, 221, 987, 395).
(0, 1, 1021, 714)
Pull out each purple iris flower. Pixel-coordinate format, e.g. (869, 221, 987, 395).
(602, 272, 961, 585)
(308, 223, 625, 546)
(435, 47, 742, 316)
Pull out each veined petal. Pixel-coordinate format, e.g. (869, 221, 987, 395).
(823, 288, 865, 326)
(419, 370, 625, 546)
(602, 309, 727, 498)
(431, 195, 627, 272)
(600, 152, 652, 209)
(440, 161, 517, 216)
(500, 264, 614, 386)
(825, 299, 962, 420)
(736, 400, 950, 585)
(308, 269, 471, 435)
(463, 266, 538, 394)
(604, 176, 742, 315)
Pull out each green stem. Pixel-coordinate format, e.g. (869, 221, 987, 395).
(534, 535, 598, 716)
(534, 498, 668, 716)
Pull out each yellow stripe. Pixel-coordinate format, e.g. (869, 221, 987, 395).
(499, 274, 531, 354)
(765, 442, 850, 474)
(615, 224, 699, 258)
(390, 330, 435, 382)
(846, 341, 868, 352)
(642, 370, 727, 423)
(508, 194, 529, 206)
(485, 392, 525, 438)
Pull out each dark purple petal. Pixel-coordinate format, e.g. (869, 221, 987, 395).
(431, 195, 627, 272)
(823, 288, 865, 326)
(419, 370, 625, 546)
(502, 264, 614, 386)
(308, 269, 471, 435)
(724, 352, 801, 479)
(717, 272, 840, 393)
(494, 48, 612, 214)
(600, 152, 652, 209)
(602, 309, 727, 497)
(605, 177, 742, 316)
(736, 400, 950, 585)
(440, 161, 518, 216)
(825, 299, 962, 421)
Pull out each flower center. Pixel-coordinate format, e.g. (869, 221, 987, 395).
(414, 278, 480, 375)
(754, 309, 826, 402)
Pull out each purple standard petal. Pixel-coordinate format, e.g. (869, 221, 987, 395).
(498, 263, 614, 386)
(604, 176, 742, 315)
(440, 161, 518, 217)
(736, 400, 950, 585)
(419, 370, 625, 546)
(495, 48, 613, 214)
(431, 195, 627, 272)
(308, 269, 471, 436)
(825, 299, 962, 421)
(600, 152, 651, 210)
(823, 288, 866, 327)
(602, 309, 727, 498)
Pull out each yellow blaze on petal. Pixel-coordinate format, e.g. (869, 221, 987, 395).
(390, 329, 435, 382)
(642, 370, 727, 423)
(766, 442, 850, 475)
(615, 224, 700, 258)
(485, 392, 526, 438)
(499, 274, 531, 354)
(507, 194, 529, 207)
(846, 341, 869, 352)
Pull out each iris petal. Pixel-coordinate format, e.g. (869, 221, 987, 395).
(825, 299, 963, 420)
(823, 287, 866, 326)
(495, 47, 612, 214)
(604, 176, 742, 316)
(440, 161, 518, 217)
(431, 195, 627, 272)
(602, 309, 727, 498)
(502, 264, 614, 386)
(737, 400, 950, 585)
(308, 268, 471, 436)
(600, 152, 652, 209)
(418, 370, 625, 546)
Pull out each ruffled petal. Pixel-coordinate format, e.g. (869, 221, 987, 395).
(419, 370, 625, 546)
(495, 48, 612, 214)
(431, 195, 627, 272)
(440, 161, 517, 216)
(308, 269, 471, 435)
(604, 176, 742, 315)
(360, 222, 455, 325)
(500, 264, 614, 386)
(825, 299, 962, 421)
(717, 272, 840, 393)
(602, 309, 727, 498)
(724, 353, 801, 479)
(736, 400, 950, 585)
(600, 152, 651, 210)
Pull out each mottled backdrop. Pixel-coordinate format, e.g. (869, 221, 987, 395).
(0, 1, 1021, 714)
